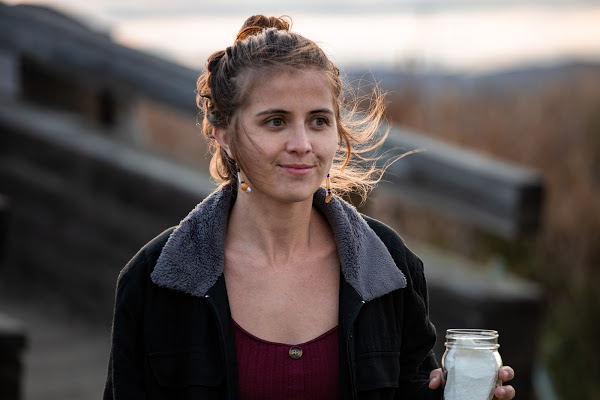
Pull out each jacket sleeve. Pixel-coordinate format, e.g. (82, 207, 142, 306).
(396, 251, 443, 400)
(103, 253, 150, 400)
(363, 215, 443, 399)
(103, 229, 172, 400)
(103, 228, 173, 400)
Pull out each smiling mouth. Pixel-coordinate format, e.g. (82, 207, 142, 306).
(280, 164, 314, 175)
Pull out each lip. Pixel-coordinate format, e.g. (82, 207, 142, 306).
(279, 164, 314, 176)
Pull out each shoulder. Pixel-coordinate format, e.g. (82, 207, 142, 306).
(117, 227, 176, 289)
(110, 227, 176, 321)
(361, 214, 426, 284)
(361, 214, 414, 262)
(361, 214, 404, 248)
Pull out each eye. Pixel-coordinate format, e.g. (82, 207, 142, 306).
(266, 118, 285, 128)
(311, 117, 330, 128)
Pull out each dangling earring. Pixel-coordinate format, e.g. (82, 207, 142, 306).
(237, 167, 251, 193)
(325, 173, 332, 203)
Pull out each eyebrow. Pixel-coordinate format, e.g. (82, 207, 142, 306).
(310, 109, 334, 115)
(254, 108, 334, 117)
(255, 109, 289, 116)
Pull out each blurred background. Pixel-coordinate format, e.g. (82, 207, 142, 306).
(0, 1, 599, 399)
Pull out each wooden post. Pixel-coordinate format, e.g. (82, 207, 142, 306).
(0, 313, 27, 400)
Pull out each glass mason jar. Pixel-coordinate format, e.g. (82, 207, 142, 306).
(442, 329, 503, 400)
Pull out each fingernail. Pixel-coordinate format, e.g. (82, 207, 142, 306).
(497, 387, 506, 397)
(502, 370, 510, 379)
(431, 376, 438, 382)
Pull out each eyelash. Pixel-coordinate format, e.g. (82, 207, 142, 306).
(264, 117, 330, 128)
(266, 118, 285, 127)
(311, 117, 330, 127)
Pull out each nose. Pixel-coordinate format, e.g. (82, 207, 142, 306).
(286, 123, 312, 154)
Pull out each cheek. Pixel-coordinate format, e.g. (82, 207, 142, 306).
(232, 131, 264, 166)
(326, 129, 340, 158)
(328, 141, 338, 161)
(316, 136, 338, 171)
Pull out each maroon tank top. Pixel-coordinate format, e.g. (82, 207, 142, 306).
(233, 319, 341, 400)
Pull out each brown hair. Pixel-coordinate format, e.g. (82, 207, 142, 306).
(196, 14, 388, 202)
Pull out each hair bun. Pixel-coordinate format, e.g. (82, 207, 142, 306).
(236, 15, 291, 41)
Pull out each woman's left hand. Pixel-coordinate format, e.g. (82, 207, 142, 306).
(428, 366, 516, 399)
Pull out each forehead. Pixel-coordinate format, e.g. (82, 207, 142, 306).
(241, 68, 336, 112)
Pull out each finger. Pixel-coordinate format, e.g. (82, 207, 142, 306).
(428, 369, 444, 389)
(494, 385, 516, 399)
(499, 366, 515, 382)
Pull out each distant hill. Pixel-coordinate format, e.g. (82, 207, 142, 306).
(346, 59, 600, 93)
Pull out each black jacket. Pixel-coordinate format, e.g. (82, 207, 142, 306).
(103, 184, 442, 400)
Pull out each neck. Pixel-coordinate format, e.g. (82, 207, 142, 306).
(227, 190, 319, 266)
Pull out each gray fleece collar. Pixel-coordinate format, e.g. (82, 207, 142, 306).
(151, 183, 406, 301)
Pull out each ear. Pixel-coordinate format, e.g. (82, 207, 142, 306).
(213, 127, 234, 159)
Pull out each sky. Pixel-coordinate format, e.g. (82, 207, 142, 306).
(6, 0, 600, 73)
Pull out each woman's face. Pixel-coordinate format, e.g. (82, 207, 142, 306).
(220, 68, 338, 205)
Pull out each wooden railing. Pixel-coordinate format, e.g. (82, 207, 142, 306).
(381, 127, 543, 239)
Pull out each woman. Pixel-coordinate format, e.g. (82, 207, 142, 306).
(103, 15, 515, 399)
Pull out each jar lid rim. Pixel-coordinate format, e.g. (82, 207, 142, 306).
(446, 328, 498, 335)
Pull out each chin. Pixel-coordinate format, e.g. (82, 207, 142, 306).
(276, 193, 315, 204)
(274, 185, 320, 204)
